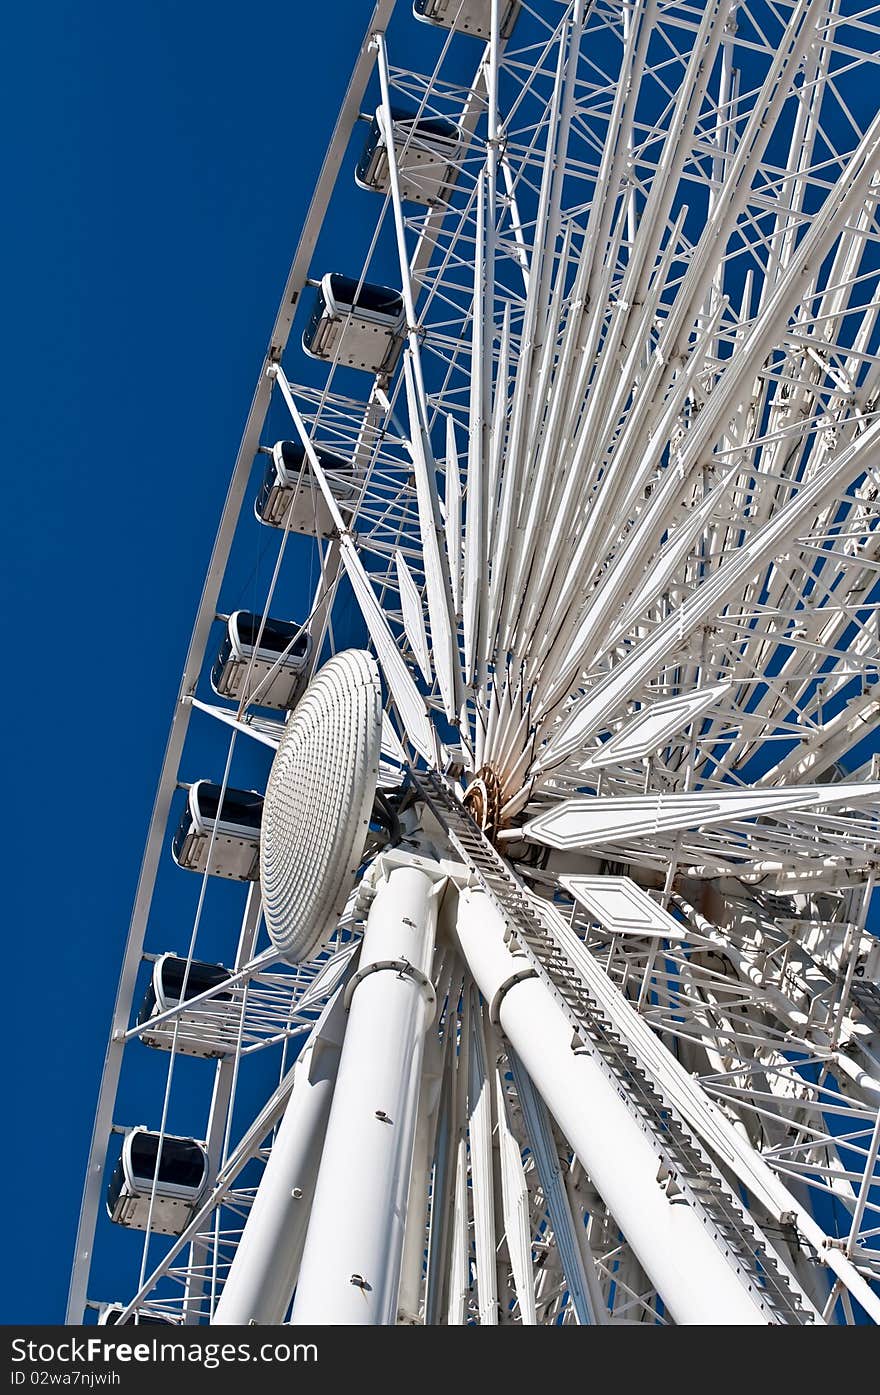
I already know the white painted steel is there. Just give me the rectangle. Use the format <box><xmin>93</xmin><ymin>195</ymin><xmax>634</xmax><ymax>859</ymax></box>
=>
<box><xmin>375</xmin><ymin>31</ymin><xmax>462</xmax><ymax>723</ymax></box>
<box><xmin>77</xmin><ymin>0</ymin><xmax>880</xmax><ymax>1326</ymax></box>
<box><xmin>212</xmin><ymin>992</ymin><xmax>346</xmax><ymax>1324</ymax></box>
<box><xmin>466</xmin><ymin>989</ymin><xmax>498</xmax><ymax>1323</ymax></box>
<box><xmin>495</xmin><ymin>1064</ymin><xmax>536</xmax><ymax>1324</ymax></box>
<box><xmin>558</xmin><ymin>876</ymin><xmax>685</xmax><ymax>940</ymax></box>
<box><xmin>395</xmin><ymin>549</ymin><xmax>432</xmax><ymax>683</ymax></box>
<box><xmin>397</xmin><ymin>1020</ymin><xmax>445</xmax><ymax>1323</ymax></box>
<box><xmin>273</xmin><ymin>366</ymin><xmax>438</xmax><ymax>763</ymax></box>
<box><xmin>290</xmin><ymin>863</ymin><xmax>442</xmax><ymax>1324</ymax></box>
<box><xmin>580</xmin><ymin>685</ymin><xmax>730</xmax><ymax>770</ymax></box>
<box><xmin>543</xmin><ymin>895</ymin><xmax>880</xmax><ymax>1325</ymax></box>
<box><xmin>523</xmin><ymin>784</ymin><xmax>880</xmax><ymax>852</ymax></box>
<box><xmin>454</xmin><ymin>889</ymin><xmax>770</xmax><ymax>1325</ymax></box>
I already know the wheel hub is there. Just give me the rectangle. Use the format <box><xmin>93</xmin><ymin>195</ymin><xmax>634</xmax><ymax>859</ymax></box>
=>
<box><xmin>462</xmin><ymin>765</ymin><xmax>503</xmax><ymax>843</ymax></box>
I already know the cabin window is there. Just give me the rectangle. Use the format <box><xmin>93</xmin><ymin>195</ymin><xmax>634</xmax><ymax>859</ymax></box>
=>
<box><xmin>129</xmin><ymin>1134</ymin><xmax>205</xmax><ymax>1190</ymax></box>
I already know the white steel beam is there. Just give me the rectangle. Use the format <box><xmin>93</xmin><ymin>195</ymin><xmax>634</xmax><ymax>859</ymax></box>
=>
<box><xmin>212</xmin><ymin>989</ymin><xmax>347</xmax><ymax>1325</ymax></box>
<box><xmin>291</xmin><ymin>862</ymin><xmax>443</xmax><ymax>1324</ymax></box>
<box><xmin>274</xmin><ymin>364</ymin><xmax>438</xmax><ymax>763</ymax></box>
<box><xmin>453</xmin><ymin>887</ymin><xmax>777</xmax><ymax>1325</ymax></box>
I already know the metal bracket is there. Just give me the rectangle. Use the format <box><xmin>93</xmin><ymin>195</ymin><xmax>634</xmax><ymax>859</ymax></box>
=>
<box><xmin>343</xmin><ymin>957</ymin><xmax>436</xmax><ymax>1012</ymax></box>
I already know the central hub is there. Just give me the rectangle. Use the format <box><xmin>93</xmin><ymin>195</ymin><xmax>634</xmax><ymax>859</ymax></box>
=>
<box><xmin>462</xmin><ymin>765</ymin><xmax>503</xmax><ymax>843</ymax></box>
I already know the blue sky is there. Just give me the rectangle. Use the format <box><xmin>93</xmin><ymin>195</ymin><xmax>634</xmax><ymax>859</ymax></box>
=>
<box><xmin>0</xmin><ymin>0</ymin><xmax>432</xmax><ymax>1323</ymax></box>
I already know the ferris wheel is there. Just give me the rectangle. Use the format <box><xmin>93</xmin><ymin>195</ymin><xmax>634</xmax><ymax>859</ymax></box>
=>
<box><xmin>69</xmin><ymin>0</ymin><xmax>880</xmax><ymax>1327</ymax></box>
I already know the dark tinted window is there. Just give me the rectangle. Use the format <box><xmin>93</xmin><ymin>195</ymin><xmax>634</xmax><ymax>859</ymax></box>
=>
<box><xmin>276</xmin><ymin>440</ymin><xmax>351</xmax><ymax>474</ymax></box>
<box><xmin>105</xmin><ymin>1157</ymin><xmax>125</xmax><ymax>1215</ymax></box>
<box><xmin>160</xmin><ymin>957</ymin><xmax>231</xmax><ymax>1002</ymax></box>
<box><xmin>234</xmin><ymin>613</ymin><xmax>309</xmax><ymax>657</ymax></box>
<box><xmin>327</xmin><ymin>274</ymin><xmax>403</xmax><ymax>318</ymax></box>
<box><xmin>136</xmin><ymin>983</ymin><xmax>158</xmax><ymax>1028</ymax></box>
<box><xmin>195</xmin><ymin>784</ymin><xmax>263</xmax><ymax>830</ymax></box>
<box><xmin>129</xmin><ymin>1133</ymin><xmax>206</xmax><ymax>1190</ymax></box>
<box><xmin>386</xmin><ymin>103</ymin><xmax>458</xmax><ymax>140</ymax></box>
<box><xmin>104</xmin><ymin>1311</ymin><xmax>176</xmax><ymax>1327</ymax></box>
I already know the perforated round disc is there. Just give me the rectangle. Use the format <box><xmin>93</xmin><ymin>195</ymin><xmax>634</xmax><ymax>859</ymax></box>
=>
<box><xmin>260</xmin><ymin>649</ymin><xmax>382</xmax><ymax>963</ymax></box>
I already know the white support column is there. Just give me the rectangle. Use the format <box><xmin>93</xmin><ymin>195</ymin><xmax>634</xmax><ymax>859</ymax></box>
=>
<box><xmin>291</xmin><ymin>863</ymin><xmax>443</xmax><ymax>1325</ymax></box>
<box><xmin>212</xmin><ymin>993</ymin><xmax>347</xmax><ymax>1326</ymax></box>
<box><xmin>453</xmin><ymin>889</ymin><xmax>771</xmax><ymax>1326</ymax></box>
<box><xmin>397</xmin><ymin>1015</ymin><xmax>445</xmax><ymax>1323</ymax></box>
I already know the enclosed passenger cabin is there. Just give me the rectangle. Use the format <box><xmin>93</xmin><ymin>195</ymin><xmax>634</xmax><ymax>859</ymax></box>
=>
<box><xmin>137</xmin><ymin>955</ymin><xmax>238</xmax><ymax>1058</ymax></box>
<box><xmin>413</xmin><ymin>0</ymin><xmax>520</xmax><ymax>39</ymax></box>
<box><xmin>302</xmin><ymin>274</ymin><xmax>405</xmax><ymax>376</ymax></box>
<box><xmin>356</xmin><ymin>105</ymin><xmax>462</xmax><ymax>207</ymax></box>
<box><xmin>105</xmin><ymin>1131</ymin><xmax>209</xmax><ymax>1236</ymax></box>
<box><xmin>98</xmin><ymin>1306</ymin><xmax>179</xmax><ymax>1326</ymax></box>
<box><xmin>171</xmin><ymin>781</ymin><xmax>262</xmax><ymax>881</ymax></box>
<box><xmin>211</xmin><ymin>610</ymin><xmax>312</xmax><ymax>711</ymax></box>
<box><xmin>255</xmin><ymin>439</ymin><xmax>358</xmax><ymax>537</ymax></box>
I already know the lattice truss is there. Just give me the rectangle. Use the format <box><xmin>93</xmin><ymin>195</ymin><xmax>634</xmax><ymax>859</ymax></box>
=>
<box><xmin>72</xmin><ymin>0</ymin><xmax>880</xmax><ymax>1328</ymax></box>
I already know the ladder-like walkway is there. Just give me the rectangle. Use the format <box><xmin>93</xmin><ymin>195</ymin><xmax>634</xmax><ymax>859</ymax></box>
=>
<box><xmin>416</xmin><ymin>769</ymin><xmax>812</xmax><ymax>1325</ymax></box>
<box><xmin>850</xmin><ymin>980</ymin><xmax>880</xmax><ymax>1034</ymax></box>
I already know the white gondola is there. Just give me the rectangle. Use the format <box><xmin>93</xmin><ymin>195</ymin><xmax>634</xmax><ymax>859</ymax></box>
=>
<box><xmin>413</xmin><ymin>0</ymin><xmax>520</xmax><ymax>39</ymax></box>
<box><xmin>302</xmin><ymin>273</ymin><xmax>405</xmax><ymax>376</ymax></box>
<box><xmin>98</xmin><ymin>1304</ymin><xmax>179</xmax><ymax>1326</ymax></box>
<box><xmin>137</xmin><ymin>955</ymin><xmax>239</xmax><ymax>1058</ymax></box>
<box><xmin>355</xmin><ymin>105</ymin><xmax>462</xmax><ymax>207</ymax></box>
<box><xmin>105</xmin><ymin>1131</ymin><xmax>209</xmax><ymax>1236</ymax></box>
<box><xmin>255</xmin><ymin>439</ymin><xmax>358</xmax><ymax>537</ymax></box>
<box><xmin>211</xmin><ymin>610</ymin><xmax>312</xmax><ymax>711</ymax></box>
<box><xmin>171</xmin><ymin>780</ymin><xmax>262</xmax><ymax>881</ymax></box>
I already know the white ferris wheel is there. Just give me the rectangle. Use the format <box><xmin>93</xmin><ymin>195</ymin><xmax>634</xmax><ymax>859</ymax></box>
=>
<box><xmin>70</xmin><ymin>0</ymin><xmax>880</xmax><ymax>1328</ymax></box>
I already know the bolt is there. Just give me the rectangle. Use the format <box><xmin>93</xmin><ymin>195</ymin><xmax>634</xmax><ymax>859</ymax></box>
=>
<box><xmin>375</xmin><ymin>1110</ymin><xmax>393</xmax><ymax>1124</ymax></box>
<box><xmin>291</xmin><ymin>1187</ymin><xmax>303</xmax><ymax>1199</ymax></box>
